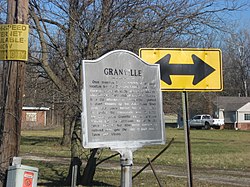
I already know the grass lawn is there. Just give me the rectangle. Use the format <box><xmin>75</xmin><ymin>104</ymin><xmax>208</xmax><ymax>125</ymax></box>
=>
<box><xmin>20</xmin><ymin>128</ymin><xmax>250</xmax><ymax>186</ymax></box>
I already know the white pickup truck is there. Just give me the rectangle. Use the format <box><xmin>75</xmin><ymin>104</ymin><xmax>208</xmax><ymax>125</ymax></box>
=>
<box><xmin>189</xmin><ymin>114</ymin><xmax>213</xmax><ymax>130</ymax></box>
<box><xmin>189</xmin><ymin>114</ymin><xmax>224</xmax><ymax>129</ymax></box>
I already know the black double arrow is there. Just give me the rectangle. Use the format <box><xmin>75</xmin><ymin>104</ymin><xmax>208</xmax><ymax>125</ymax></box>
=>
<box><xmin>156</xmin><ymin>54</ymin><xmax>215</xmax><ymax>85</ymax></box>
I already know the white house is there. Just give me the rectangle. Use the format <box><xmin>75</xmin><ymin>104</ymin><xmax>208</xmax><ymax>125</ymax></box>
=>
<box><xmin>215</xmin><ymin>97</ymin><xmax>250</xmax><ymax>130</ymax></box>
<box><xmin>235</xmin><ymin>102</ymin><xmax>250</xmax><ymax>130</ymax></box>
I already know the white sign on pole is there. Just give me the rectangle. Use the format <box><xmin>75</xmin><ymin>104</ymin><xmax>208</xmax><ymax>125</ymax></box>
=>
<box><xmin>81</xmin><ymin>50</ymin><xmax>165</xmax><ymax>150</ymax></box>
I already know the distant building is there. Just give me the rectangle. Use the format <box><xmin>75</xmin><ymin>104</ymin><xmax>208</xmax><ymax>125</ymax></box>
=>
<box><xmin>22</xmin><ymin>106</ymin><xmax>50</xmax><ymax>129</ymax></box>
<box><xmin>164</xmin><ymin>113</ymin><xmax>178</xmax><ymax>128</ymax></box>
<box><xmin>215</xmin><ymin>96</ymin><xmax>250</xmax><ymax>130</ymax></box>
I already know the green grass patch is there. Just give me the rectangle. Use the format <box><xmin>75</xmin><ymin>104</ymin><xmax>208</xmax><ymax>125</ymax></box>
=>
<box><xmin>20</xmin><ymin>128</ymin><xmax>250</xmax><ymax>186</ymax></box>
<box><xmin>21</xmin><ymin>128</ymin><xmax>70</xmax><ymax>158</ymax></box>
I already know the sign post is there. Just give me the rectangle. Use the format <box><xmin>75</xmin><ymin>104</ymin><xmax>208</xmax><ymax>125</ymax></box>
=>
<box><xmin>140</xmin><ymin>48</ymin><xmax>223</xmax><ymax>187</ymax></box>
<box><xmin>118</xmin><ymin>149</ymin><xmax>134</xmax><ymax>187</ymax></box>
<box><xmin>182</xmin><ymin>91</ymin><xmax>193</xmax><ymax>187</ymax></box>
<box><xmin>81</xmin><ymin>50</ymin><xmax>165</xmax><ymax>186</ymax></box>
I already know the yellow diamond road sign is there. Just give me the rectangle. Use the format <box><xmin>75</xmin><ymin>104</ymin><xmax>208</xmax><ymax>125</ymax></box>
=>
<box><xmin>139</xmin><ymin>48</ymin><xmax>223</xmax><ymax>91</ymax></box>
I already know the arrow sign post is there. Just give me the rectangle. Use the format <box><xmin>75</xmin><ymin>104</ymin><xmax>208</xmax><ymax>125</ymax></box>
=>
<box><xmin>139</xmin><ymin>48</ymin><xmax>222</xmax><ymax>91</ymax></box>
<box><xmin>140</xmin><ymin>48</ymin><xmax>223</xmax><ymax>187</ymax></box>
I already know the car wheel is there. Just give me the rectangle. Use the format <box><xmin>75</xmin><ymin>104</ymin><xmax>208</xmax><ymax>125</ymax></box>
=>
<box><xmin>204</xmin><ymin>122</ymin><xmax>210</xmax><ymax>130</ymax></box>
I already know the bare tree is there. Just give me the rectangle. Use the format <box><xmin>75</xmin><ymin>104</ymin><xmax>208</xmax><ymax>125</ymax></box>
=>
<box><xmin>223</xmin><ymin>29</ymin><xmax>250</xmax><ymax>97</ymax></box>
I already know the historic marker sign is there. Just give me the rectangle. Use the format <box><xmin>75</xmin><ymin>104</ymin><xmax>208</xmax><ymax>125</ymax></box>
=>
<box><xmin>0</xmin><ymin>24</ymin><xmax>29</xmax><ymax>61</ymax></box>
<box><xmin>139</xmin><ymin>48</ymin><xmax>222</xmax><ymax>91</ymax></box>
<box><xmin>81</xmin><ymin>50</ymin><xmax>165</xmax><ymax>149</ymax></box>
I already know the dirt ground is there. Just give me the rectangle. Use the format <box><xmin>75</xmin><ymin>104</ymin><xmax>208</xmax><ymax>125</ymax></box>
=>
<box><xmin>22</xmin><ymin>155</ymin><xmax>250</xmax><ymax>187</ymax></box>
<box><xmin>151</xmin><ymin>165</ymin><xmax>250</xmax><ymax>187</ymax></box>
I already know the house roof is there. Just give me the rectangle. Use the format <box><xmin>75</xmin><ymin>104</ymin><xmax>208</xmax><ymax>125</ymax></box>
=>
<box><xmin>22</xmin><ymin>106</ymin><xmax>50</xmax><ymax>111</ymax></box>
<box><xmin>216</xmin><ymin>96</ymin><xmax>250</xmax><ymax>111</ymax></box>
<box><xmin>238</xmin><ymin>102</ymin><xmax>250</xmax><ymax>112</ymax></box>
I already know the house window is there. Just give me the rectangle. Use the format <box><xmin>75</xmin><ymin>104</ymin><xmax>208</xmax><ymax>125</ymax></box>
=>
<box><xmin>244</xmin><ymin>114</ymin><xmax>250</xmax><ymax>120</ymax></box>
<box><xmin>26</xmin><ymin>112</ymin><xmax>37</xmax><ymax>121</ymax></box>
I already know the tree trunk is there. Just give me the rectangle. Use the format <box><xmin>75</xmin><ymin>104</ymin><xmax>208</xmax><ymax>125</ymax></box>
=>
<box><xmin>66</xmin><ymin>115</ymin><xmax>82</xmax><ymax>185</ymax></box>
<box><xmin>65</xmin><ymin>114</ymin><xmax>98</xmax><ymax>186</ymax></box>
<box><xmin>61</xmin><ymin>114</ymin><xmax>74</xmax><ymax>146</ymax></box>
<box><xmin>81</xmin><ymin>148</ymin><xmax>98</xmax><ymax>185</ymax></box>
<box><xmin>206</xmin><ymin>94</ymin><xmax>214</xmax><ymax>115</ymax></box>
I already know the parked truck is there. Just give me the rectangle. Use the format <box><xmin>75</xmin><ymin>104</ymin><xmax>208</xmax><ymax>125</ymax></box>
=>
<box><xmin>189</xmin><ymin>114</ymin><xmax>224</xmax><ymax>129</ymax></box>
<box><xmin>189</xmin><ymin>114</ymin><xmax>213</xmax><ymax>130</ymax></box>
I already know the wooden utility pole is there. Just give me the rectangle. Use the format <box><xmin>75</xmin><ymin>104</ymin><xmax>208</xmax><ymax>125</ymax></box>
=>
<box><xmin>0</xmin><ymin>0</ymin><xmax>28</xmax><ymax>186</ymax></box>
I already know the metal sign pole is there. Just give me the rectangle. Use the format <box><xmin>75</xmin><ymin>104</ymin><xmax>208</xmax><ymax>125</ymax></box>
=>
<box><xmin>182</xmin><ymin>91</ymin><xmax>193</xmax><ymax>187</ymax></box>
<box><xmin>121</xmin><ymin>165</ymin><xmax>132</xmax><ymax>187</ymax></box>
<box><xmin>120</xmin><ymin>150</ymin><xmax>133</xmax><ymax>187</ymax></box>
<box><xmin>119</xmin><ymin>149</ymin><xmax>133</xmax><ymax>187</ymax></box>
